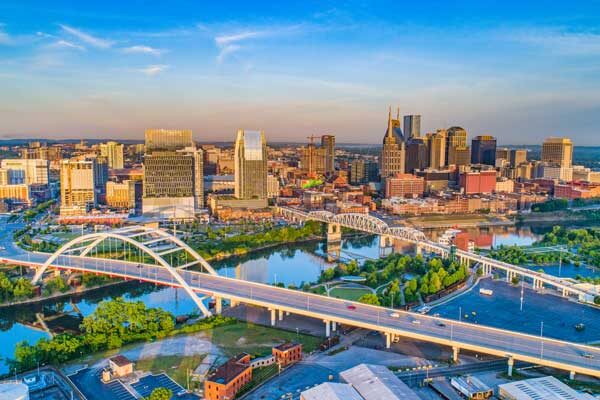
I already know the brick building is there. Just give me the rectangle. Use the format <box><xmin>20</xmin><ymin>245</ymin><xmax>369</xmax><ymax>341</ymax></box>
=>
<box><xmin>272</xmin><ymin>342</ymin><xmax>303</xmax><ymax>368</ymax></box>
<box><xmin>459</xmin><ymin>170</ymin><xmax>496</xmax><ymax>194</ymax></box>
<box><xmin>205</xmin><ymin>353</ymin><xmax>252</xmax><ymax>400</ymax></box>
<box><xmin>384</xmin><ymin>174</ymin><xmax>424</xmax><ymax>198</ymax></box>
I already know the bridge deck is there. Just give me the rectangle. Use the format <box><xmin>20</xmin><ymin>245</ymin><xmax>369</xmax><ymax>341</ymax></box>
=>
<box><xmin>6</xmin><ymin>251</ymin><xmax>600</xmax><ymax>378</ymax></box>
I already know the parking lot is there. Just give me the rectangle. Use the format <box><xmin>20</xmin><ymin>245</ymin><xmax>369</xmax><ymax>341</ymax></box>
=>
<box><xmin>431</xmin><ymin>278</ymin><xmax>600</xmax><ymax>343</ymax></box>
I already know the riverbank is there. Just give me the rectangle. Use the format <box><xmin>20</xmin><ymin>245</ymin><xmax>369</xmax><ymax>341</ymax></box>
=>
<box><xmin>404</xmin><ymin>214</ymin><xmax>515</xmax><ymax>229</ymax></box>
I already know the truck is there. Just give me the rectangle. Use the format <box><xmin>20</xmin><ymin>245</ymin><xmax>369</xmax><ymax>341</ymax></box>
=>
<box><xmin>479</xmin><ymin>288</ymin><xmax>493</xmax><ymax>296</ymax></box>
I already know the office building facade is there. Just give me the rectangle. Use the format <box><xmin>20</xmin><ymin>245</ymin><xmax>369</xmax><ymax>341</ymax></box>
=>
<box><xmin>403</xmin><ymin>115</ymin><xmax>421</xmax><ymax>139</ymax></box>
<box><xmin>234</xmin><ymin>129</ymin><xmax>268</xmax><ymax>201</ymax></box>
<box><xmin>321</xmin><ymin>135</ymin><xmax>336</xmax><ymax>176</ymax></box>
<box><xmin>542</xmin><ymin>137</ymin><xmax>572</xmax><ymax>168</ymax></box>
<box><xmin>60</xmin><ymin>159</ymin><xmax>97</xmax><ymax>215</ymax></box>
<box><xmin>471</xmin><ymin>135</ymin><xmax>497</xmax><ymax>165</ymax></box>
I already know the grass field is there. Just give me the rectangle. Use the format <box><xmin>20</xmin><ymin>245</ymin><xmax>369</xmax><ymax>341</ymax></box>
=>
<box><xmin>201</xmin><ymin>321</ymin><xmax>321</xmax><ymax>357</ymax></box>
<box><xmin>135</xmin><ymin>354</ymin><xmax>204</xmax><ymax>387</ymax></box>
<box><xmin>329</xmin><ymin>287</ymin><xmax>372</xmax><ymax>301</ymax></box>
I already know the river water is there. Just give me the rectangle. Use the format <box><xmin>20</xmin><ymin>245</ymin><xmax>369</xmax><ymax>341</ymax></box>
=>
<box><xmin>0</xmin><ymin>224</ymin><xmax>598</xmax><ymax>373</ymax></box>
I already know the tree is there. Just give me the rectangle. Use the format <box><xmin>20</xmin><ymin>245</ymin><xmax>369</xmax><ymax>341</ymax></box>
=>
<box><xmin>12</xmin><ymin>278</ymin><xmax>34</xmax><ymax>299</ymax></box>
<box><xmin>357</xmin><ymin>293</ymin><xmax>380</xmax><ymax>306</ymax></box>
<box><xmin>594</xmin><ymin>296</ymin><xmax>600</xmax><ymax>305</ymax></box>
<box><xmin>146</xmin><ymin>387</ymin><xmax>172</xmax><ymax>400</ymax></box>
<box><xmin>511</xmin><ymin>276</ymin><xmax>520</xmax><ymax>285</ymax></box>
<box><xmin>0</xmin><ymin>272</ymin><xmax>14</xmax><ymax>301</ymax></box>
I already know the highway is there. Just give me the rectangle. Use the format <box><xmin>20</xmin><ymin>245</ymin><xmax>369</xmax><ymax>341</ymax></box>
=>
<box><xmin>3</xmin><ymin>249</ymin><xmax>600</xmax><ymax>378</ymax></box>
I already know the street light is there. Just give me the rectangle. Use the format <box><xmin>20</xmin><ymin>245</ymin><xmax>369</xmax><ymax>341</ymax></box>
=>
<box><xmin>540</xmin><ymin>321</ymin><xmax>544</xmax><ymax>359</ymax></box>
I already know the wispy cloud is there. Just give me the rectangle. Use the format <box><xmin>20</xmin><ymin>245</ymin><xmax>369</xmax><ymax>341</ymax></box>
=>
<box><xmin>59</xmin><ymin>24</ymin><xmax>113</xmax><ymax>48</ymax></box>
<box><xmin>214</xmin><ymin>24</ymin><xmax>305</xmax><ymax>63</ymax></box>
<box><xmin>139</xmin><ymin>64</ymin><xmax>168</xmax><ymax>76</ymax></box>
<box><xmin>48</xmin><ymin>40</ymin><xmax>86</xmax><ymax>51</ymax></box>
<box><xmin>509</xmin><ymin>28</ymin><xmax>600</xmax><ymax>56</ymax></box>
<box><xmin>122</xmin><ymin>45</ymin><xmax>163</xmax><ymax>56</ymax></box>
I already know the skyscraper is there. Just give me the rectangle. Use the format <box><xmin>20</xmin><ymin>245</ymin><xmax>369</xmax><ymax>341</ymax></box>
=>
<box><xmin>300</xmin><ymin>142</ymin><xmax>326</xmax><ymax>176</ymax></box>
<box><xmin>471</xmin><ymin>135</ymin><xmax>497</xmax><ymax>166</ymax></box>
<box><xmin>99</xmin><ymin>141</ymin><xmax>124</xmax><ymax>169</ymax></box>
<box><xmin>542</xmin><ymin>137</ymin><xmax>572</xmax><ymax>168</ymax></box>
<box><xmin>142</xmin><ymin>129</ymin><xmax>203</xmax><ymax>219</ymax></box>
<box><xmin>509</xmin><ymin>149</ymin><xmax>527</xmax><ymax>167</ymax></box>
<box><xmin>405</xmin><ymin>138</ymin><xmax>429</xmax><ymax>173</ymax></box>
<box><xmin>234</xmin><ymin>130</ymin><xmax>267</xmax><ymax>201</ymax></box>
<box><xmin>321</xmin><ymin>135</ymin><xmax>336</xmax><ymax>176</ymax></box>
<box><xmin>403</xmin><ymin>115</ymin><xmax>421</xmax><ymax>139</ymax></box>
<box><xmin>380</xmin><ymin>107</ymin><xmax>406</xmax><ymax>178</ymax></box>
<box><xmin>445</xmin><ymin>126</ymin><xmax>468</xmax><ymax>166</ymax></box>
<box><xmin>428</xmin><ymin>130</ymin><xmax>446</xmax><ymax>169</ymax></box>
<box><xmin>144</xmin><ymin>129</ymin><xmax>193</xmax><ymax>152</ymax></box>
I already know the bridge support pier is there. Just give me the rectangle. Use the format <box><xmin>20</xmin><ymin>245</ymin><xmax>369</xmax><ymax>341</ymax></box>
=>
<box><xmin>385</xmin><ymin>332</ymin><xmax>391</xmax><ymax>349</ymax></box>
<box><xmin>214</xmin><ymin>297</ymin><xmax>222</xmax><ymax>314</ymax></box>
<box><xmin>327</xmin><ymin>223</ymin><xmax>342</xmax><ymax>244</ymax></box>
<box><xmin>452</xmin><ymin>346</ymin><xmax>459</xmax><ymax>363</ymax></box>
<box><xmin>569</xmin><ymin>371</ymin><xmax>575</xmax><ymax>380</ymax></box>
<box><xmin>278</xmin><ymin>309</ymin><xmax>284</xmax><ymax>321</ymax></box>
<box><xmin>324</xmin><ymin>320</ymin><xmax>331</xmax><ymax>337</ymax></box>
<box><xmin>332</xmin><ymin>321</ymin><xmax>336</xmax><ymax>332</ymax></box>
<box><xmin>507</xmin><ymin>357</ymin><xmax>514</xmax><ymax>377</ymax></box>
<box><xmin>230</xmin><ymin>299</ymin><xmax>238</xmax><ymax>308</ymax></box>
<box><xmin>562</xmin><ymin>288</ymin><xmax>568</xmax><ymax>297</ymax></box>
<box><xmin>415</xmin><ymin>244</ymin><xmax>422</xmax><ymax>257</ymax></box>
<box><xmin>270</xmin><ymin>309</ymin><xmax>276</xmax><ymax>326</ymax></box>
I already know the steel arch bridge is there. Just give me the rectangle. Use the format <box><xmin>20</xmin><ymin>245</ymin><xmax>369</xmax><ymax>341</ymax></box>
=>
<box><xmin>32</xmin><ymin>225</ymin><xmax>217</xmax><ymax>316</ymax></box>
<box><xmin>277</xmin><ymin>207</ymin><xmax>428</xmax><ymax>242</ymax></box>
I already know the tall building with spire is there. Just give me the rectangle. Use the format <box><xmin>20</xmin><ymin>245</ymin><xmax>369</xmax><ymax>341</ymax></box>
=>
<box><xmin>379</xmin><ymin>107</ymin><xmax>406</xmax><ymax>178</ymax></box>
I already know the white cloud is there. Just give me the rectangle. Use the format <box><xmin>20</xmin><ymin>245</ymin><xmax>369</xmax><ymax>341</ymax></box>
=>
<box><xmin>217</xmin><ymin>44</ymin><xmax>241</xmax><ymax>63</ymax></box>
<box><xmin>48</xmin><ymin>40</ymin><xmax>86</xmax><ymax>51</ymax></box>
<box><xmin>214</xmin><ymin>24</ymin><xmax>304</xmax><ymax>63</ymax></box>
<box><xmin>139</xmin><ymin>64</ymin><xmax>168</xmax><ymax>76</ymax></box>
<box><xmin>59</xmin><ymin>24</ymin><xmax>113</xmax><ymax>48</ymax></box>
<box><xmin>122</xmin><ymin>45</ymin><xmax>163</xmax><ymax>56</ymax></box>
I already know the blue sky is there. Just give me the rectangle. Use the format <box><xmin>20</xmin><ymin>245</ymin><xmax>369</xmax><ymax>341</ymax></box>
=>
<box><xmin>1</xmin><ymin>1</ymin><xmax>600</xmax><ymax>144</ymax></box>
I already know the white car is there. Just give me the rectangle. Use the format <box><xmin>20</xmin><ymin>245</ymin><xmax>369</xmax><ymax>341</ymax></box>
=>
<box><xmin>390</xmin><ymin>312</ymin><xmax>400</xmax><ymax>318</ymax></box>
<box><xmin>411</xmin><ymin>319</ymin><xmax>421</xmax><ymax>325</ymax></box>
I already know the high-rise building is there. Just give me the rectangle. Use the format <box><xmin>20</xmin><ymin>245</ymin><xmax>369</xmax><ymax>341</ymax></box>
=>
<box><xmin>145</xmin><ymin>129</ymin><xmax>193</xmax><ymax>152</ymax></box>
<box><xmin>0</xmin><ymin>159</ymin><xmax>49</xmax><ymax>185</ymax></box>
<box><xmin>267</xmin><ymin>175</ymin><xmax>280</xmax><ymax>198</ymax></box>
<box><xmin>321</xmin><ymin>135</ymin><xmax>336</xmax><ymax>176</ymax></box>
<box><xmin>471</xmin><ymin>135</ymin><xmax>497</xmax><ymax>166</ymax></box>
<box><xmin>300</xmin><ymin>143</ymin><xmax>327</xmax><ymax>176</ymax></box>
<box><xmin>100</xmin><ymin>141</ymin><xmax>124</xmax><ymax>169</ymax></box>
<box><xmin>106</xmin><ymin>180</ymin><xmax>140</xmax><ymax>210</ymax></box>
<box><xmin>403</xmin><ymin>115</ymin><xmax>421</xmax><ymax>139</ymax></box>
<box><xmin>406</xmin><ymin>138</ymin><xmax>429</xmax><ymax>173</ymax></box>
<box><xmin>142</xmin><ymin>129</ymin><xmax>203</xmax><ymax>219</ymax></box>
<box><xmin>60</xmin><ymin>159</ymin><xmax>97</xmax><ymax>215</ymax></box>
<box><xmin>350</xmin><ymin>159</ymin><xmax>378</xmax><ymax>184</ymax></box>
<box><xmin>496</xmin><ymin>147</ymin><xmax>510</xmax><ymax>162</ymax></box>
<box><xmin>234</xmin><ymin>130</ymin><xmax>267</xmax><ymax>201</ymax></box>
<box><xmin>428</xmin><ymin>130</ymin><xmax>446</xmax><ymax>169</ymax></box>
<box><xmin>380</xmin><ymin>108</ymin><xmax>406</xmax><ymax>178</ymax></box>
<box><xmin>445</xmin><ymin>127</ymin><xmax>467</xmax><ymax>166</ymax></box>
<box><xmin>509</xmin><ymin>149</ymin><xmax>527</xmax><ymax>167</ymax></box>
<box><xmin>542</xmin><ymin>137</ymin><xmax>572</xmax><ymax>168</ymax></box>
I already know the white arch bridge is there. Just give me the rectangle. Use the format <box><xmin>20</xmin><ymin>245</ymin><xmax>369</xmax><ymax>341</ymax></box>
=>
<box><xmin>1</xmin><ymin>224</ymin><xmax>599</xmax><ymax>378</ymax></box>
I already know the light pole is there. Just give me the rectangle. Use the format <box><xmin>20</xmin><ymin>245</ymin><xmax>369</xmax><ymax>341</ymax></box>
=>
<box><xmin>540</xmin><ymin>321</ymin><xmax>544</xmax><ymax>359</ymax></box>
<box><xmin>520</xmin><ymin>279</ymin><xmax>524</xmax><ymax>312</ymax></box>
<box><xmin>459</xmin><ymin>306</ymin><xmax>462</xmax><ymax>322</ymax></box>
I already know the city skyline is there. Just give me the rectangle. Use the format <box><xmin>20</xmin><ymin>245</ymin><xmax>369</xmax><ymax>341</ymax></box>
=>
<box><xmin>2</xmin><ymin>1</ymin><xmax>600</xmax><ymax>144</ymax></box>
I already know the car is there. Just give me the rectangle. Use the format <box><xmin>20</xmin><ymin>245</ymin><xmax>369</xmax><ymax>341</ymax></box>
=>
<box><xmin>436</xmin><ymin>321</ymin><xmax>446</xmax><ymax>327</ymax></box>
<box><xmin>411</xmin><ymin>319</ymin><xmax>421</xmax><ymax>325</ymax></box>
<box><xmin>582</xmin><ymin>353</ymin><xmax>594</xmax><ymax>359</ymax></box>
<box><xmin>390</xmin><ymin>312</ymin><xmax>400</xmax><ymax>318</ymax></box>
<box><xmin>347</xmin><ymin>305</ymin><xmax>356</xmax><ymax>310</ymax></box>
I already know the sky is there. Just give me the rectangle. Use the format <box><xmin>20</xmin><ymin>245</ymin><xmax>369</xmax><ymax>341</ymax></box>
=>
<box><xmin>1</xmin><ymin>1</ymin><xmax>600</xmax><ymax>145</ymax></box>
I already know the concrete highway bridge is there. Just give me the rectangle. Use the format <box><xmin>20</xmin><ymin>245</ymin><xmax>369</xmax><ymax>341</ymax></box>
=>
<box><xmin>1</xmin><ymin>224</ymin><xmax>599</xmax><ymax>379</ymax></box>
<box><xmin>275</xmin><ymin>206</ymin><xmax>598</xmax><ymax>303</ymax></box>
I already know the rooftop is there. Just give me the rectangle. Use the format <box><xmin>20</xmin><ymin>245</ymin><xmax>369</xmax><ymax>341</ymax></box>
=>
<box><xmin>498</xmin><ymin>376</ymin><xmax>594</xmax><ymax>400</ymax></box>
<box><xmin>109</xmin><ymin>355</ymin><xmax>132</xmax><ymax>367</ymax></box>
<box><xmin>339</xmin><ymin>363</ymin><xmax>420</xmax><ymax>400</ymax></box>
<box><xmin>206</xmin><ymin>353</ymin><xmax>250</xmax><ymax>385</ymax></box>
<box><xmin>273</xmin><ymin>342</ymin><xmax>301</xmax><ymax>352</ymax></box>
<box><xmin>301</xmin><ymin>382</ymin><xmax>363</xmax><ymax>400</ymax></box>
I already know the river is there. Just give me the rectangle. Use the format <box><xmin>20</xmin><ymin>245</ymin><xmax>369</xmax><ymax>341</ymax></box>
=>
<box><xmin>0</xmin><ymin>224</ymin><xmax>597</xmax><ymax>374</ymax></box>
